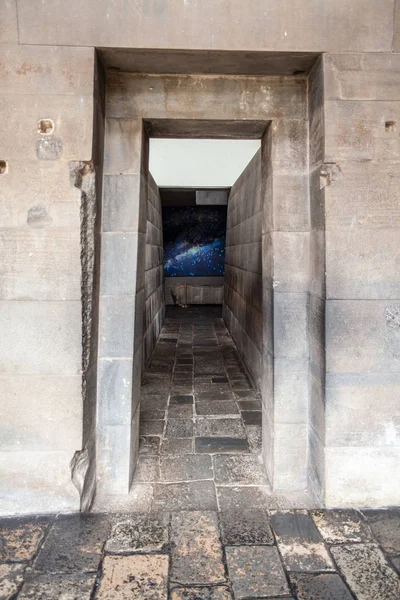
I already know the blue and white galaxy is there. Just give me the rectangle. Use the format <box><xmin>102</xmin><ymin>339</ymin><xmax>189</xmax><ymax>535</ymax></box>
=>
<box><xmin>163</xmin><ymin>206</ymin><xmax>227</xmax><ymax>277</ymax></box>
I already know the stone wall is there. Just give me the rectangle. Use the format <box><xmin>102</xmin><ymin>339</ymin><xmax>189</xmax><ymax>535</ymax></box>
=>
<box><xmin>165</xmin><ymin>277</ymin><xmax>224</xmax><ymax>305</ymax></box>
<box><xmin>0</xmin><ymin>44</ymin><xmax>96</xmax><ymax>514</ymax></box>
<box><xmin>322</xmin><ymin>54</ymin><xmax>400</xmax><ymax>506</ymax></box>
<box><xmin>143</xmin><ymin>173</ymin><xmax>164</xmax><ymax>365</ymax></box>
<box><xmin>223</xmin><ymin>150</ymin><xmax>263</xmax><ymax>388</ymax></box>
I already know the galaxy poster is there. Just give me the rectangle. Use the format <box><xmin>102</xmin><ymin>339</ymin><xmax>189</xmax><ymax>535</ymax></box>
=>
<box><xmin>163</xmin><ymin>206</ymin><xmax>227</xmax><ymax>277</ymax></box>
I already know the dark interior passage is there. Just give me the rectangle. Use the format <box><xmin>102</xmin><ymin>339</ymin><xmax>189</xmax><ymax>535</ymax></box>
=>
<box><xmin>133</xmin><ymin>306</ymin><xmax>267</xmax><ymax>510</ymax></box>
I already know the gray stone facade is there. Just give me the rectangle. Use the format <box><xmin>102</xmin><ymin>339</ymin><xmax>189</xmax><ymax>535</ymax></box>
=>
<box><xmin>0</xmin><ymin>0</ymin><xmax>399</xmax><ymax>515</ymax></box>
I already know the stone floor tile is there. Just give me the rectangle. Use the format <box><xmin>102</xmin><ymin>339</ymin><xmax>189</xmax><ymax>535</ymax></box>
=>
<box><xmin>361</xmin><ymin>509</ymin><xmax>400</xmax><ymax>554</ymax></box>
<box><xmin>92</xmin><ymin>484</ymin><xmax>154</xmax><ymax>513</ymax></box>
<box><xmin>34</xmin><ymin>514</ymin><xmax>110</xmax><ymax>574</ymax></box>
<box><xmin>241</xmin><ymin>410</ymin><xmax>262</xmax><ymax>425</ymax></box>
<box><xmin>140</xmin><ymin>409</ymin><xmax>166</xmax><ymax>421</ymax></box>
<box><xmin>245</xmin><ymin>425</ymin><xmax>262</xmax><ymax>454</ymax></box>
<box><xmin>220</xmin><ymin>508</ymin><xmax>274</xmax><ymax>545</ymax></box>
<box><xmin>194</xmin><ymin>417</ymin><xmax>246</xmax><ymax>439</ymax></box>
<box><xmin>140</xmin><ymin>420</ymin><xmax>165</xmax><ymax>436</ymax></box>
<box><xmin>237</xmin><ymin>399</ymin><xmax>262</xmax><ymax>410</ymax></box>
<box><xmin>153</xmin><ymin>481</ymin><xmax>217</xmax><ymax>511</ymax></box>
<box><xmin>0</xmin><ymin>517</ymin><xmax>50</xmax><ymax>562</ymax></box>
<box><xmin>0</xmin><ymin>563</ymin><xmax>25</xmax><ymax>598</ymax></box>
<box><xmin>170</xmin><ymin>512</ymin><xmax>225</xmax><ymax>585</ymax></box>
<box><xmin>270</xmin><ymin>511</ymin><xmax>334</xmax><ymax>572</ymax></box>
<box><xmin>160</xmin><ymin>438</ymin><xmax>193</xmax><ymax>455</ymax></box>
<box><xmin>195</xmin><ymin>401</ymin><xmax>239</xmax><ymax>416</ymax></box>
<box><xmin>217</xmin><ymin>486</ymin><xmax>277</xmax><ymax>511</ymax></box>
<box><xmin>195</xmin><ymin>437</ymin><xmax>249</xmax><ymax>454</ymax></box>
<box><xmin>165</xmin><ymin>419</ymin><xmax>194</xmax><ymax>438</ymax></box>
<box><xmin>195</xmin><ymin>391</ymin><xmax>234</xmax><ymax>401</ymax></box>
<box><xmin>19</xmin><ymin>572</ymin><xmax>96</xmax><ymax>600</ymax></box>
<box><xmin>289</xmin><ymin>572</ymin><xmax>354</xmax><ymax>600</ymax></box>
<box><xmin>170</xmin><ymin>586</ymin><xmax>232</xmax><ymax>600</ymax></box>
<box><xmin>170</xmin><ymin>395</ymin><xmax>194</xmax><ymax>405</ymax></box>
<box><xmin>141</xmin><ymin>396</ymin><xmax>169</xmax><ymax>410</ymax></box>
<box><xmin>225</xmin><ymin>546</ymin><xmax>289</xmax><ymax>599</ymax></box>
<box><xmin>213</xmin><ymin>455</ymin><xmax>268</xmax><ymax>485</ymax></box>
<box><xmin>139</xmin><ymin>436</ymin><xmax>161</xmax><ymax>455</ymax></box>
<box><xmin>133</xmin><ymin>456</ymin><xmax>160</xmax><ymax>482</ymax></box>
<box><xmin>168</xmin><ymin>404</ymin><xmax>194</xmax><ymax>418</ymax></box>
<box><xmin>105</xmin><ymin>513</ymin><xmax>169</xmax><ymax>554</ymax></box>
<box><xmin>311</xmin><ymin>509</ymin><xmax>372</xmax><ymax>544</ymax></box>
<box><xmin>160</xmin><ymin>455</ymin><xmax>212</xmax><ymax>482</ymax></box>
<box><xmin>330</xmin><ymin>543</ymin><xmax>400</xmax><ymax>600</ymax></box>
<box><xmin>96</xmin><ymin>555</ymin><xmax>168</xmax><ymax>599</ymax></box>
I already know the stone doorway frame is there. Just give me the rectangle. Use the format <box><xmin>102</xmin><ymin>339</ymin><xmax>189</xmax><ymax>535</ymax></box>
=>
<box><xmin>90</xmin><ymin>67</ymin><xmax>325</xmax><ymax>506</ymax></box>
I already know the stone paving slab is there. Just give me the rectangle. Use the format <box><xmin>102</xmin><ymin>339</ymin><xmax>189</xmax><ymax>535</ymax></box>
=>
<box><xmin>220</xmin><ymin>508</ymin><xmax>274</xmax><ymax>545</ymax></box>
<box><xmin>361</xmin><ymin>509</ymin><xmax>400</xmax><ymax>554</ymax></box>
<box><xmin>0</xmin><ymin>517</ymin><xmax>50</xmax><ymax>562</ymax></box>
<box><xmin>19</xmin><ymin>572</ymin><xmax>96</xmax><ymax>600</ymax></box>
<box><xmin>311</xmin><ymin>509</ymin><xmax>372</xmax><ymax>544</ymax></box>
<box><xmin>105</xmin><ymin>513</ymin><xmax>169</xmax><ymax>554</ymax></box>
<box><xmin>0</xmin><ymin>563</ymin><xmax>25</xmax><ymax>598</ymax></box>
<box><xmin>225</xmin><ymin>545</ymin><xmax>290</xmax><ymax>598</ymax></box>
<box><xmin>170</xmin><ymin>512</ymin><xmax>225</xmax><ymax>585</ymax></box>
<box><xmin>96</xmin><ymin>554</ymin><xmax>168</xmax><ymax>599</ymax></box>
<box><xmin>170</xmin><ymin>587</ymin><xmax>232</xmax><ymax>600</ymax></box>
<box><xmin>289</xmin><ymin>572</ymin><xmax>354</xmax><ymax>600</ymax></box>
<box><xmin>330</xmin><ymin>543</ymin><xmax>400</xmax><ymax>600</ymax></box>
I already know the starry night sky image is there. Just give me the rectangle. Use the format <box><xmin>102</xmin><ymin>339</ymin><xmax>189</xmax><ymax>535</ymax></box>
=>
<box><xmin>163</xmin><ymin>206</ymin><xmax>227</xmax><ymax>277</ymax></box>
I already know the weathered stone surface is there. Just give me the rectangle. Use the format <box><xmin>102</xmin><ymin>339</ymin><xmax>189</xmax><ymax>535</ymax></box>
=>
<box><xmin>160</xmin><ymin>438</ymin><xmax>193</xmax><ymax>455</ymax></box>
<box><xmin>106</xmin><ymin>513</ymin><xmax>169</xmax><ymax>554</ymax></box>
<box><xmin>195</xmin><ymin>401</ymin><xmax>239</xmax><ymax>416</ymax></box>
<box><xmin>133</xmin><ymin>457</ymin><xmax>160</xmax><ymax>482</ymax></box>
<box><xmin>0</xmin><ymin>517</ymin><xmax>49</xmax><ymax>561</ymax></box>
<box><xmin>217</xmin><ymin>486</ymin><xmax>281</xmax><ymax>511</ymax></box>
<box><xmin>289</xmin><ymin>572</ymin><xmax>354</xmax><ymax>600</ymax></box>
<box><xmin>330</xmin><ymin>543</ymin><xmax>400</xmax><ymax>600</ymax></box>
<box><xmin>195</xmin><ymin>437</ymin><xmax>249</xmax><ymax>454</ymax></box>
<box><xmin>96</xmin><ymin>555</ymin><xmax>168</xmax><ymax>599</ymax></box>
<box><xmin>270</xmin><ymin>511</ymin><xmax>334</xmax><ymax>572</ymax></box>
<box><xmin>311</xmin><ymin>509</ymin><xmax>372</xmax><ymax>544</ymax></box>
<box><xmin>195</xmin><ymin>418</ymin><xmax>245</xmax><ymax>438</ymax></box>
<box><xmin>160</xmin><ymin>455</ymin><xmax>212</xmax><ymax>482</ymax></box>
<box><xmin>34</xmin><ymin>515</ymin><xmax>110</xmax><ymax>574</ymax></box>
<box><xmin>361</xmin><ymin>509</ymin><xmax>400</xmax><ymax>554</ymax></box>
<box><xmin>170</xmin><ymin>587</ymin><xmax>232</xmax><ymax>600</ymax></box>
<box><xmin>220</xmin><ymin>509</ymin><xmax>274</xmax><ymax>545</ymax></box>
<box><xmin>0</xmin><ymin>563</ymin><xmax>25</xmax><ymax>598</ymax></box>
<box><xmin>213</xmin><ymin>455</ymin><xmax>267</xmax><ymax>485</ymax></box>
<box><xmin>225</xmin><ymin>546</ymin><xmax>289</xmax><ymax>599</ymax></box>
<box><xmin>153</xmin><ymin>481</ymin><xmax>217</xmax><ymax>511</ymax></box>
<box><xmin>104</xmin><ymin>118</ymin><xmax>143</xmax><ymax>174</ymax></box>
<box><xmin>165</xmin><ymin>419</ymin><xmax>193</xmax><ymax>438</ymax></box>
<box><xmin>170</xmin><ymin>512</ymin><xmax>225</xmax><ymax>585</ymax></box>
<box><xmin>19</xmin><ymin>573</ymin><xmax>96</xmax><ymax>600</ymax></box>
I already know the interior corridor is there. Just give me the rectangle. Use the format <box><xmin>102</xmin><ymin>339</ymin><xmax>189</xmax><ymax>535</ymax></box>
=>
<box><xmin>133</xmin><ymin>305</ymin><xmax>267</xmax><ymax>511</ymax></box>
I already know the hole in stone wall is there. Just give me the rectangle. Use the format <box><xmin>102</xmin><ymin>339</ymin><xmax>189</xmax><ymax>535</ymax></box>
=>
<box><xmin>0</xmin><ymin>160</ymin><xmax>8</xmax><ymax>174</ymax></box>
<box><xmin>38</xmin><ymin>119</ymin><xmax>55</xmax><ymax>135</ymax></box>
<box><xmin>385</xmin><ymin>121</ymin><xmax>396</xmax><ymax>132</ymax></box>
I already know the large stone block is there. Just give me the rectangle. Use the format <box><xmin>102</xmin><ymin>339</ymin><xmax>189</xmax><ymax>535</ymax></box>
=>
<box><xmin>272</xmin><ymin>232</ymin><xmax>309</xmax><ymax>293</ymax></box>
<box><xmin>16</xmin><ymin>0</ymin><xmax>394</xmax><ymax>52</ymax></box>
<box><xmin>325</xmin><ymin>446</ymin><xmax>400</xmax><ymax>507</ymax></box>
<box><xmin>0</xmin><ymin>375</ymin><xmax>82</xmax><ymax>451</ymax></box>
<box><xmin>97</xmin><ymin>358</ymin><xmax>133</xmax><ymax>426</ymax></box>
<box><xmin>0</xmin><ymin>450</ymin><xmax>80</xmax><ymax>515</ymax></box>
<box><xmin>102</xmin><ymin>174</ymin><xmax>143</xmax><ymax>233</ymax></box>
<box><xmin>0</xmin><ymin>228</ymin><xmax>81</xmax><ymax>300</ymax></box>
<box><xmin>107</xmin><ymin>73</ymin><xmax>306</xmax><ymax>121</ymax></box>
<box><xmin>0</xmin><ymin>300</ymin><xmax>81</xmax><ymax>375</ymax></box>
<box><xmin>0</xmin><ymin>161</ymin><xmax>81</xmax><ymax>228</ymax></box>
<box><xmin>324</xmin><ymin>100</ymin><xmax>400</xmax><ymax>163</ymax></box>
<box><xmin>327</xmin><ymin>228</ymin><xmax>400</xmax><ymax>299</ymax></box>
<box><xmin>326</xmin><ymin>300</ymin><xmax>400</xmax><ymax>374</ymax></box>
<box><xmin>271</xmin><ymin>120</ymin><xmax>308</xmax><ymax>173</ymax></box>
<box><xmin>0</xmin><ymin>44</ymin><xmax>94</xmax><ymax>95</ymax></box>
<box><xmin>273</xmin><ymin>423</ymin><xmax>308</xmax><ymax>490</ymax></box>
<box><xmin>0</xmin><ymin>95</ymin><xmax>93</xmax><ymax>161</ymax></box>
<box><xmin>325</xmin><ymin>162</ymin><xmax>400</xmax><ymax>230</ymax></box>
<box><xmin>308</xmin><ymin>57</ymin><xmax>324</xmax><ymax>168</ymax></box>
<box><xmin>96</xmin><ymin>423</ymin><xmax>132</xmax><ymax>494</ymax></box>
<box><xmin>326</xmin><ymin>372</ymin><xmax>400</xmax><ymax>446</ymax></box>
<box><xmin>100</xmin><ymin>233</ymin><xmax>138</xmax><ymax>296</ymax></box>
<box><xmin>104</xmin><ymin>118</ymin><xmax>143</xmax><ymax>174</ymax></box>
<box><xmin>274</xmin><ymin>368</ymin><xmax>308</xmax><ymax>425</ymax></box>
<box><xmin>272</xmin><ymin>173</ymin><xmax>309</xmax><ymax>232</ymax></box>
<box><xmin>98</xmin><ymin>295</ymin><xmax>135</xmax><ymax>358</ymax></box>
<box><xmin>273</xmin><ymin>293</ymin><xmax>308</xmax><ymax>359</ymax></box>
<box><xmin>0</xmin><ymin>1</ymin><xmax>18</xmax><ymax>44</ymax></box>
<box><xmin>325</xmin><ymin>53</ymin><xmax>400</xmax><ymax>101</ymax></box>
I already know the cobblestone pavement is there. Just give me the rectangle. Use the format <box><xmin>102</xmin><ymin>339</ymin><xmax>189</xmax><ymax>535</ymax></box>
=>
<box><xmin>1</xmin><ymin>308</ymin><xmax>399</xmax><ymax>598</ymax></box>
<box><xmin>1</xmin><ymin>508</ymin><xmax>399</xmax><ymax>598</ymax></box>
